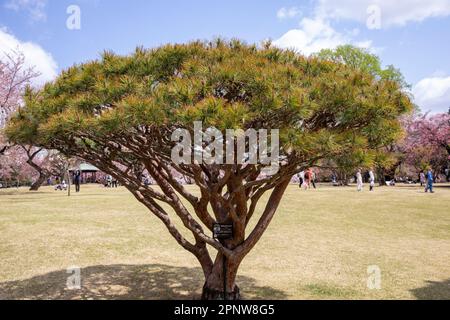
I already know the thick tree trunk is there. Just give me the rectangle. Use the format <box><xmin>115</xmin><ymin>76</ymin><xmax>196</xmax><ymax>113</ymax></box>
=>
<box><xmin>337</xmin><ymin>171</ymin><xmax>349</xmax><ymax>186</ymax></box>
<box><xmin>201</xmin><ymin>253</ymin><xmax>241</xmax><ymax>300</ymax></box>
<box><xmin>378</xmin><ymin>161</ymin><xmax>401</xmax><ymax>186</ymax></box>
<box><xmin>377</xmin><ymin>168</ymin><xmax>387</xmax><ymax>186</ymax></box>
<box><xmin>30</xmin><ymin>172</ymin><xmax>48</xmax><ymax>191</ymax></box>
<box><xmin>25</xmin><ymin>150</ymin><xmax>51</xmax><ymax>192</ymax></box>
<box><xmin>200</xmin><ymin>179</ymin><xmax>290</xmax><ymax>300</ymax></box>
<box><xmin>0</xmin><ymin>144</ymin><xmax>7</xmax><ymax>155</ymax></box>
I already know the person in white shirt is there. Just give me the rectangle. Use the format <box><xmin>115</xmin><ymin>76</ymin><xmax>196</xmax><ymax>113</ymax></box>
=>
<box><xmin>369</xmin><ymin>169</ymin><xmax>375</xmax><ymax>191</ymax></box>
<box><xmin>356</xmin><ymin>169</ymin><xmax>363</xmax><ymax>191</ymax></box>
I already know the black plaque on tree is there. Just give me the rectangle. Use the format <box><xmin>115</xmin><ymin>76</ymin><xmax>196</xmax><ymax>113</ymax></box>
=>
<box><xmin>212</xmin><ymin>223</ymin><xmax>233</xmax><ymax>240</ymax></box>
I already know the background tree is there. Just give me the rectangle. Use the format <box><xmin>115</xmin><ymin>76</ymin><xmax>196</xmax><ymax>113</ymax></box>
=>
<box><xmin>6</xmin><ymin>40</ymin><xmax>412</xmax><ymax>299</ymax></box>
<box><xmin>402</xmin><ymin>113</ymin><xmax>450</xmax><ymax>178</ymax></box>
<box><xmin>0</xmin><ymin>50</ymin><xmax>39</xmax><ymax>154</ymax></box>
<box><xmin>0</xmin><ymin>145</ymin><xmax>36</xmax><ymax>187</ymax></box>
<box><xmin>409</xmin><ymin>113</ymin><xmax>450</xmax><ymax>156</ymax></box>
<box><xmin>316</xmin><ymin>45</ymin><xmax>409</xmax><ymax>88</ymax></box>
<box><xmin>22</xmin><ymin>146</ymin><xmax>69</xmax><ymax>190</ymax></box>
<box><xmin>332</xmin><ymin>149</ymin><xmax>373</xmax><ymax>185</ymax></box>
<box><xmin>0</xmin><ymin>143</ymin><xmax>68</xmax><ymax>190</ymax></box>
<box><xmin>0</xmin><ymin>49</ymin><xmax>67</xmax><ymax>189</ymax></box>
<box><xmin>317</xmin><ymin>45</ymin><xmax>411</xmax><ymax>185</ymax></box>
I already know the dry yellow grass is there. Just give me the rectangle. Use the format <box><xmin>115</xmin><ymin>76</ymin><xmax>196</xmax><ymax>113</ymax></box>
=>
<box><xmin>0</xmin><ymin>183</ymin><xmax>449</xmax><ymax>300</ymax></box>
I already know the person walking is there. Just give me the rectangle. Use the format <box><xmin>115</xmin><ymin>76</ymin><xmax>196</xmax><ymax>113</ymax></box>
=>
<box><xmin>106</xmin><ymin>175</ymin><xmax>112</xmax><ymax>188</ymax></box>
<box><xmin>356</xmin><ymin>169</ymin><xmax>363</xmax><ymax>191</ymax></box>
<box><xmin>297</xmin><ymin>171</ymin><xmax>305</xmax><ymax>188</ymax></box>
<box><xmin>369</xmin><ymin>169</ymin><xmax>375</xmax><ymax>191</ymax></box>
<box><xmin>425</xmin><ymin>168</ymin><xmax>434</xmax><ymax>193</ymax></box>
<box><xmin>304</xmin><ymin>169</ymin><xmax>311</xmax><ymax>189</ymax></box>
<box><xmin>331</xmin><ymin>172</ymin><xmax>338</xmax><ymax>186</ymax></box>
<box><xmin>73</xmin><ymin>170</ymin><xmax>81</xmax><ymax>193</ymax></box>
<box><xmin>419</xmin><ymin>171</ymin><xmax>425</xmax><ymax>187</ymax></box>
<box><xmin>310</xmin><ymin>169</ymin><xmax>317</xmax><ymax>189</ymax></box>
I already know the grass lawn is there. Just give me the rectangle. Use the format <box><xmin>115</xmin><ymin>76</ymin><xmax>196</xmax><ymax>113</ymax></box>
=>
<box><xmin>0</xmin><ymin>183</ymin><xmax>449</xmax><ymax>300</ymax></box>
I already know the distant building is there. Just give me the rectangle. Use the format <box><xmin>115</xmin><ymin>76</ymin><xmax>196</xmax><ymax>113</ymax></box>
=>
<box><xmin>69</xmin><ymin>163</ymin><xmax>100</xmax><ymax>183</ymax></box>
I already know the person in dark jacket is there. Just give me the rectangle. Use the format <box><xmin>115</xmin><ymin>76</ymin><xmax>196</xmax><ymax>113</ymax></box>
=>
<box><xmin>74</xmin><ymin>170</ymin><xmax>81</xmax><ymax>192</ymax></box>
<box><xmin>424</xmin><ymin>168</ymin><xmax>434</xmax><ymax>193</ymax></box>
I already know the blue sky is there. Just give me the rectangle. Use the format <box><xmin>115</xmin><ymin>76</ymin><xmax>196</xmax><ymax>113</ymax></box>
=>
<box><xmin>1</xmin><ymin>0</ymin><xmax>450</xmax><ymax>113</ymax></box>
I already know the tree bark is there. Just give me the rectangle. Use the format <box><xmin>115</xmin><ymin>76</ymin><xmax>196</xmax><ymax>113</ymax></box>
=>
<box><xmin>199</xmin><ymin>178</ymin><xmax>291</xmax><ymax>300</ymax></box>
<box><xmin>377</xmin><ymin>168</ymin><xmax>387</xmax><ymax>186</ymax></box>
<box><xmin>29</xmin><ymin>172</ymin><xmax>48</xmax><ymax>191</ymax></box>
<box><xmin>24</xmin><ymin>146</ymin><xmax>50</xmax><ymax>191</ymax></box>
<box><xmin>0</xmin><ymin>144</ymin><xmax>7</xmax><ymax>155</ymax></box>
<box><xmin>201</xmin><ymin>253</ymin><xmax>241</xmax><ymax>300</ymax></box>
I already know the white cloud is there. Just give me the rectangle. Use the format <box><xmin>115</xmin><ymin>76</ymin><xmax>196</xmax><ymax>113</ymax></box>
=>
<box><xmin>413</xmin><ymin>76</ymin><xmax>450</xmax><ymax>114</ymax></box>
<box><xmin>274</xmin><ymin>1</ymin><xmax>450</xmax><ymax>114</ymax></box>
<box><xmin>0</xmin><ymin>28</ymin><xmax>58</xmax><ymax>86</ymax></box>
<box><xmin>273</xmin><ymin>18</ymin><xmax>346</xmax><ymax>55</ymax></box>
<box><xmin>4</xmin><ymin>0</ymin><xmax>47</xmax><ymax>22</ymax></box>
<box><xmin>273</xmin><ymin>0</ymin><xmax>450</xmax><ymax>56</ymax></box>
<box><xmin>273</xmin><ymin>17</ymin><xmax>373</xmax><ymax>56</ymax></box>
<box><xmin>277</xmin><ymin>7</ymin><xmax>301</xmax><ymax>20</ymax></box>
<box><xmin>316</xmin><ymin>0</ymin><xmax>450</xmax><ymax>28</ymax></box>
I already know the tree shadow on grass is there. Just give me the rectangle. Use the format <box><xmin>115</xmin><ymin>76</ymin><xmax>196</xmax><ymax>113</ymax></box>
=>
<box><xmin>410</xmin><ymin>279</ymin><xmax>450</xmax><ymax>300</ymax></box>
<box><xmin>0</xmin><ymin>264</ymin><xmax>287</xmax><ymax>300</ymax></box>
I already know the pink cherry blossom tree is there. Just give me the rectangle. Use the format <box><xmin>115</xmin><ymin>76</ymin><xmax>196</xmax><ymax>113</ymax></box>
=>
<box><xmin>402</xmin><ymin>112</ymin><xmax>450</xmax><ymax>177</ymax></box>
<box><xmin>1</xmin><ymin>49</ymin><xmax>69</xmax><ymax>190</ymax></box>
<box><xmin>413</xmin><ymin>113</ymin><xmax>450</xmax><ymax>155</ymax></box>
<box><xmin>0</xmin><ymin>145</ymin><xmax>36</xmax><ymax>187</ymax></box>
<box><xmin>21</xmin><ymin>146</ymin><xmax>69</xmax><ymax>190</ymax></box>
<box><xmin>1</xmin><ymin>50</ymin><xmax>39</xmax><ymax>154</ymax></box>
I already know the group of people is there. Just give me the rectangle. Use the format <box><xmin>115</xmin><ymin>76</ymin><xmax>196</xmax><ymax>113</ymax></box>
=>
<box><xmin>105</xmin><ymin>175</ymin><xmax>118</xmax><ymax>188</ymax></box>
<box><xmin>355</xmin><ymin>168</ymin><xmax>375</xmax><ymax>192</ymax></box>
<box><xmin>53</xmin><ymin>170</ymin><xmax>82</xmax><ymax>192</ymax></box>
<box><xmin>298</xmin><ymin>168</ymin><xmax>377</xmax><ymax>191</ymax></box>
<box><xmin>297</xmin><ymin>168</ymin><xmax>316</xmax><ymax>190</ymax></box>
<box><xmin>57</xmin><ymin>167</ymin><xmax>440</xmax><ymax>194</ymax></box>
<box><xmin>52</xmin><ymin>171</ymin><xmax>121</xmax><ymax>191</ymax></box>
<box><xmin>54</xmin><ymin>179</ymin><xmax>67</xmax><ymax>191</ymax></box>
<box><xmin>357</xmin><ymin>167</ymin><xmax>436</xmax><ymax>193</ymax></box>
